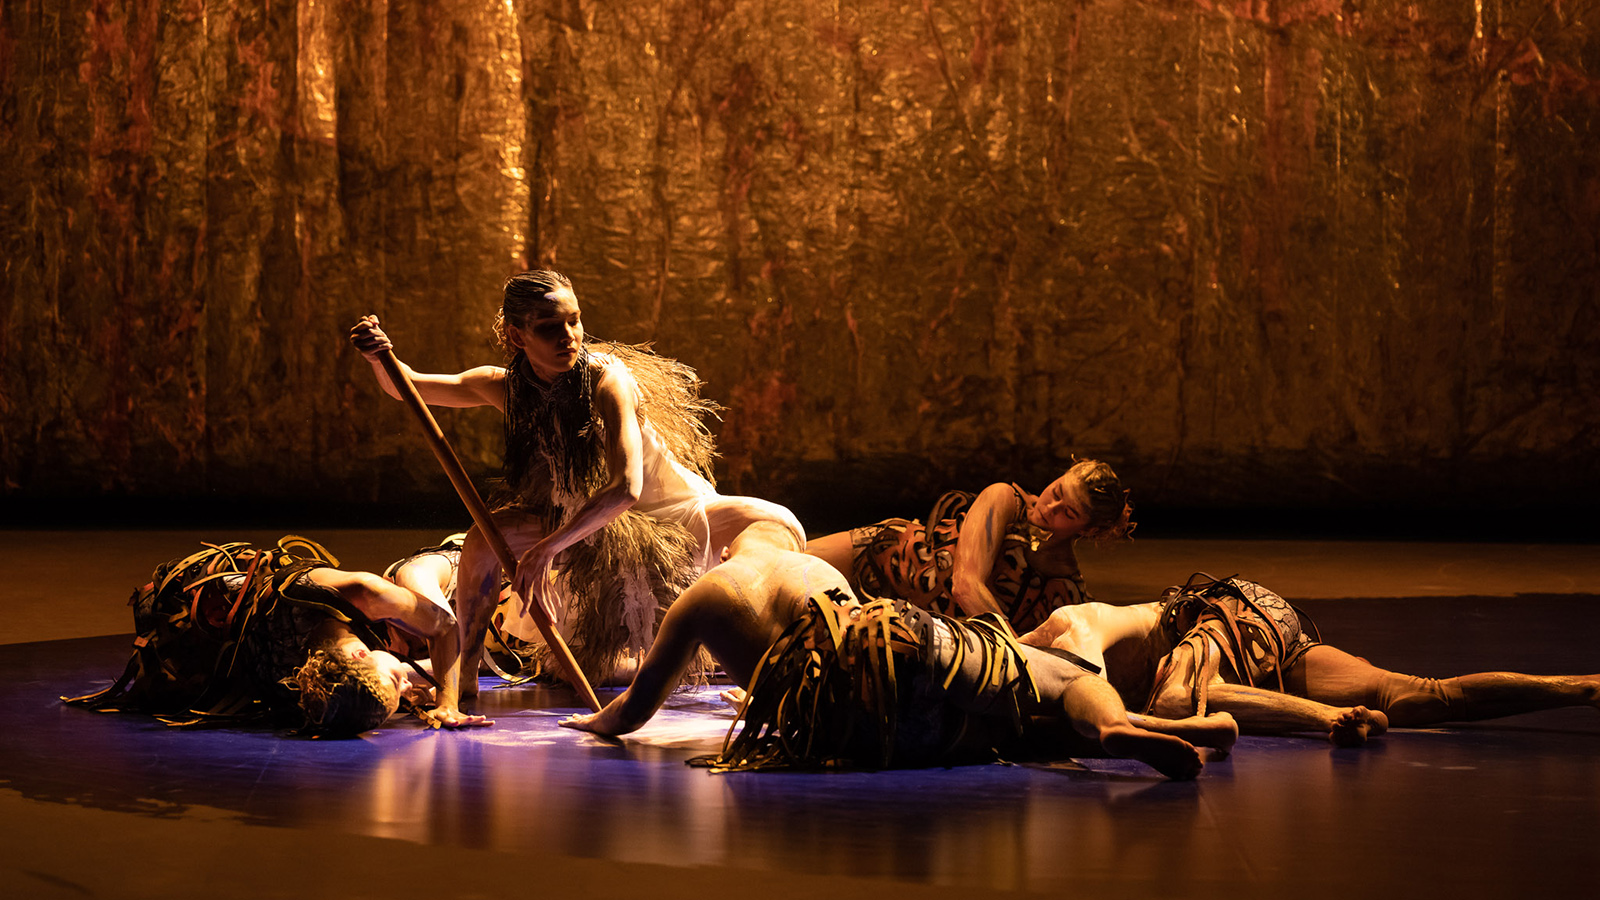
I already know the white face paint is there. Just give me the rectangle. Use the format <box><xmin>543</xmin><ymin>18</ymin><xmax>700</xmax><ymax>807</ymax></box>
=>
<box><xmin>507</xmin><ymin>287</ymin><xmax>584</xmax><ymax>381</ymax></box>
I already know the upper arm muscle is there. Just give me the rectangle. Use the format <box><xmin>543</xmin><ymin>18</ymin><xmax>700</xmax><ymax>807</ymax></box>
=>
<box><xmin>952</xmin><ymin>483</ymin><xmax>1021</xmax><ymax>587</ymax></box>
<box><xmin>594</xmin><ymin>362</ymin><xmax>644</xmax><ymax>496</ymax></box>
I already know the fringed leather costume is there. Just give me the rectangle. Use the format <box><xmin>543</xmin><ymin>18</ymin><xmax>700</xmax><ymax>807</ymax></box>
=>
<box><xmin>64</xmin><ymin>537</ymin><xmax>393</xmax><ymax>727</ymax></box>
<box><xmin>1145</xmin><ymin>573</ymin><xmax>1322</xmax><ymax>716</ymax></box>
<box><xmin>850</xmin><ymin>485</ymin><xmax>1090</xmax><ymax>632</ymax></box>
<box><xmin>694</xmin><ymin>594</ymin><xmax>1041</xmax><ymax>771</ymax></box>
<box><xmin>498</xmin><ymin>341</ymin><xmax>722</xmax><ymax>684</ymax></box>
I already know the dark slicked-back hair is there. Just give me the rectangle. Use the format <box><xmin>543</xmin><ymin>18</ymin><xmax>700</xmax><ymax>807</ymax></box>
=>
<box><xmin>494</xmin><ymin>270</ymin><xmax>575</xmax><ymax>355</ymax></box>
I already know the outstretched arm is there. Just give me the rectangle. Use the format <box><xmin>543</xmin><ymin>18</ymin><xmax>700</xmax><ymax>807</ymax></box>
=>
<box><xmin>310</xmin><ymin>567</ymin><xmax>455</xmax><ymax>639</ymax></box>
<box><xmin>949</xmin><ymin>483</ymin><xmax>1024</xmax><ymax>618</ymax></box>
<box><xmin>512</xmin><ymin>361</ymin><xmax>646</xmax><ymax>618</ymax></box>
<box><xmin>560</xmin><ymin>579</ymin><xmax>727</xmax><ymax>736</ymax></box>
<box><xmin>349</xmin><ymin>315</ymin><xmax>507</xmax><ymax>410</ymax></box>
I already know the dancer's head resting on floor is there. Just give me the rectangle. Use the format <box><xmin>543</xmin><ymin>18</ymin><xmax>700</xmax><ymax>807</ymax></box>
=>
<box><xmin>292</xmin><ymin>645</ymin><xmax>406</xmax><ymax>736</ymax></box>
<box><xmin>1033</xmin><ymin>458</ymin><xmax>1134</xmax><ymax>544</ymax></box>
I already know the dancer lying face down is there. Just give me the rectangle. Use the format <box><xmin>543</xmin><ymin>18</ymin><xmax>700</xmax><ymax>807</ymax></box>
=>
<box><xmin>561</xmin><ymin>522</ymin><xmax>1236</xmax><ymax>780</ymax></box>
<box><xmin>1018</xmin><ymin>573</ymin><xmax>1600</xmax><ymax>746</ymax></box>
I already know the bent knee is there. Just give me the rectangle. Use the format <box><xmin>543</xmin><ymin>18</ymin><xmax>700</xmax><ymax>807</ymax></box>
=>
<box><xmin>1150</xmin><ymin>683</ymin><xmax>1198</xmax><ymax>719</ymax></box>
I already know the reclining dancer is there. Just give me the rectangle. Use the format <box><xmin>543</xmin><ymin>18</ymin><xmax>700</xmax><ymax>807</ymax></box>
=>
<box><xmin>805</xmin><ymin>458</ymin><xmax>1134</xmax><ymax>632</ymax></box>
<box><xmin>1018</xmin><ymin>573</ymin><xmax>1600</xmax><ymax>745</ymax></box>
<box><xmin>561</xmin><ymin>522</ymin><xmax>1237</xmax><ymax>781</ymax></box>
<box><xmin>65</xmin><ymin>537</ymin><xmax>485</xmax><ymax>736</ymax></box>
<box><xmin>351</xmin><ymin>270</ymin><xmax>803</xmax><ymax>722</ymax></box>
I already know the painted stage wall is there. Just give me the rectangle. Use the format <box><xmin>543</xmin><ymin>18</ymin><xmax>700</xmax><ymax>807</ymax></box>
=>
<box><xmin>2</xmin><ymin>0</ymin><xmax>1597</xmax><ymax>525</ymax></box>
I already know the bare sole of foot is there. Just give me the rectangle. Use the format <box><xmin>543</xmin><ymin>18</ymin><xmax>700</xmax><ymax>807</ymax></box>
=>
<box><xmin>1329</xmin><ymin>706</ymin><xmax>1388</xmax><ymax>747</ymax></box>
<box><xmin>1102</xmin><ymin>725</ymin><xmax>1204</xmax><ymax>781</ymax></box>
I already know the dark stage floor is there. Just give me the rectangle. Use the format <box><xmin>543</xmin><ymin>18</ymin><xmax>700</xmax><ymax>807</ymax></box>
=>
<box><xmin>2</xmin><ymin>531</ymin><xmax>1598</xmax><ymax>899</ymax></box>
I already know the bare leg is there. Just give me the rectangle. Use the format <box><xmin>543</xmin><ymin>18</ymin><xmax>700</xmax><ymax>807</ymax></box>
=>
<box><xmin>1153</xmin><ymin>642</ymin><xmax>1387</xmax><ymax>745</ymax></box>
<box><xmin>1060</xmin><ymin>676</ymin><xmax>1205</xmax><ymax>780</ymax></box>
<box><xmin>1127</xmin><ymin>711</ymin><xmax>1240</xmax><ymax>754</ymax></box>
<box><xmin>1027</xmin><ymin>649</ymin><xmax>1205</xmax><ymax>780</ymax></box>
<box><xmin>1292</xmin><ymin>644</ymin><xmax>1600</xmax><ymax>728</ymax></box>
<box><xmin>1199</xmin><ymin>684</ymin><xmax>1385</xmax><ymax>747</ymax></box>
<box><xmin>449</xmin><ymin>511</ymin><xmax>550</xmax><ymax>708</ymax></box>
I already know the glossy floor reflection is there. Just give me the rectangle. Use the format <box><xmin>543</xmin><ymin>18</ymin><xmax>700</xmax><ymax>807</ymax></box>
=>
<box><xmin>3</xmin><ymin>545</ymin><xmax>1599</xmax><ymax>898</ymax></box>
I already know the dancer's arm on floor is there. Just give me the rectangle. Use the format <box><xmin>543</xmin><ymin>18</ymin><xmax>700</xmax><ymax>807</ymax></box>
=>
<box><xmin>310</xmin><ymin>567</ymin><xmax>488</xmax><ymax>728</ymax></box>
<box><xmin>385</xmin><ymin>554</ymin><xmax>484</xmax><ymax>728</ymax></box>
<box><xmin>512</xmin><ymin>362</ymin><xmax>646</xmax><ymax>618</ymax></box>
<box><xmin>949</xmin><ymin>483</ymin><xmax>1022</xmax><ymax>618</ymax></box>
<box><xmin>349</xmin><ymin>315</ymin><xmax>507</xmax><ymax>409</ymax></box>
<box><xmin>559</xmin><ymin>578</ymin><xmax>729</xmax><ymax>737</ymax></box>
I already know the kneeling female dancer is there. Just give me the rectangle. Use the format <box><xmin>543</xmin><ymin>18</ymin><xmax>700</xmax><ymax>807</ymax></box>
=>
<box><xmin>66</xmin><ymin>537</ymin><xmax>484</xmax><ymax>736</ymax></box>
<box><xmin>806</xmin><ymin>458</ymin><xmax>1134</xmax><ymax>632</ymax></box>
<box><xmin>351</xmin><ymin>270</ymin><xmax>802</xmax><ymax>723</ymax></box>
<box><xmin>561</xmin><ymin>522</ymin><xmax>1236</xmax><ymax>781</ymax></box>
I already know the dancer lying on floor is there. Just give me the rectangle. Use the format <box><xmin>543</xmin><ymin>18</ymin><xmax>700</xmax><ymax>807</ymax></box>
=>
<box><xmin>1017</xmin><ymin>573</ymin><xmax>1600</xmax><ymax>746</ymax></box>
<box><xmin>805</xmin><ymin>458</ymin><xmax>1133</xmax><ymax>633</ymax></box>
<box><xmin>560</xmin><ymin>522</ymin><xmax>1237</xmax><ymax>780</ymax></box>
<box><xmin>351</xmin><ymin>270</ymin><xmax>802</xmax><ymax>721</ymax></box>
<box><xmin>66</xmin><ymin>536</ymin><xmax>488</xmax><ymax>735</ymax></box>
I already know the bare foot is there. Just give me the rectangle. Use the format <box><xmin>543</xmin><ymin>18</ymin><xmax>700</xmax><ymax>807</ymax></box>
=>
<box><xmin>559</xmin><ymin>711</ymin><xmax>606</xmax><ymax>734</ymax></box>
<box><xmin>1101</xmin><ymin>724</ymin><xmax>1204</xmax><ymax>781</ymax></box>
<box><xmin>1328</xmin><ymin>706</ymin><xmax>1388</xmax><ymax>747</ymax></box>
<box><xmin>1130</xmin><ymin>711</ymin><xmax>1239</xmax><ymax>755</ymax></box>
<box><xmin>560</xmin><ymin>707</ymin><xmax>627</xmax><ymax>736</ymax></box>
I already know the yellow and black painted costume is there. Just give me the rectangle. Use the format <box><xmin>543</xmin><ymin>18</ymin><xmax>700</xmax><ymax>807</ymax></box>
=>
<box><xmin>696</xmin><ymin>593</ymin><xmax>1041</xmax><ymax>771</ymax></box>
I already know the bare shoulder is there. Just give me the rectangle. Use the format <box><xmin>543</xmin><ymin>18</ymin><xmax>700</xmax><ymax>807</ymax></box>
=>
<box><xmin>591</xmin><ymin>355</ymin><xmax>641</xmax><ymax>405</ymax></box>
<box><xmin>589</xmin><ymin>351</ymin><xmax>632</xmax><ymax>383</ymax></box>
<box><xmin>973</xmin><ymin>481</ymin><xmax>1024</xmax><ymax>517</ymax></box>
<box><xmin>1018</xmin><ymin>603</ymin><xmax>1084</xmax><ymax>646</ymax></box>
<box><xmin>960</xmin><ymin>483</ymin><xmax>1024</xmax><ymax>542</ymax></box>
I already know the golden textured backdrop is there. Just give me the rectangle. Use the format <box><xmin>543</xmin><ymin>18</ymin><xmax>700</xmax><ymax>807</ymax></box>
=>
<box><xmin>2</xmin><ymin>0</ymin><xmax>1598</xmax><ymax>524</ymax></box>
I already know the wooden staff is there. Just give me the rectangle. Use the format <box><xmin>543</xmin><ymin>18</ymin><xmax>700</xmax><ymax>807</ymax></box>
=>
<box><xmin>373</xmin><ymin>348</ymin><xmax>602</xmax><ymax>712</ymax></box>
